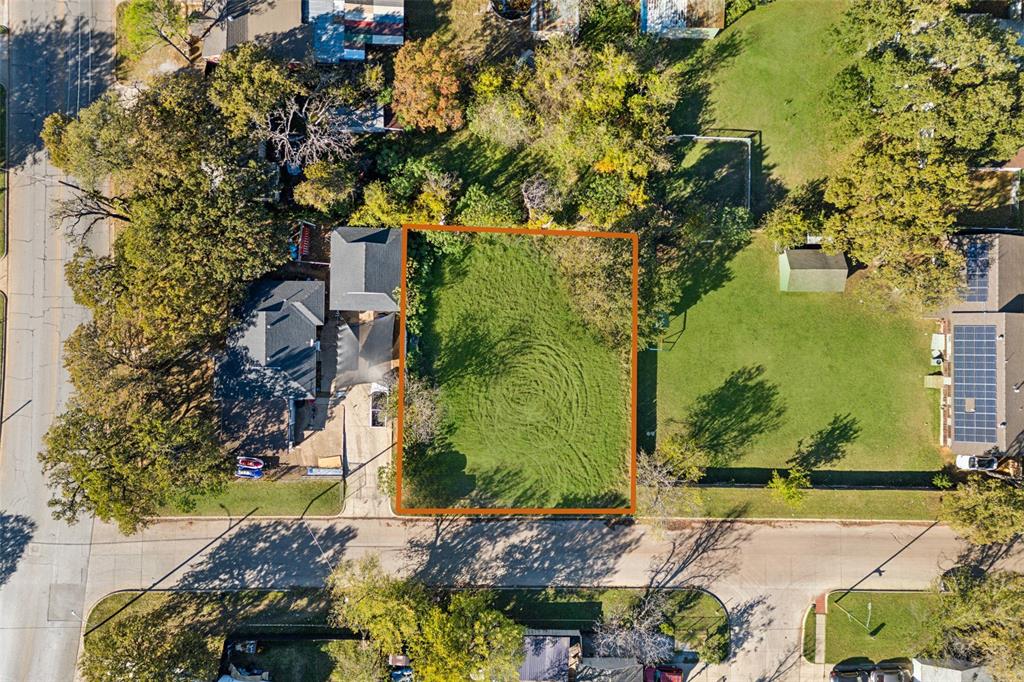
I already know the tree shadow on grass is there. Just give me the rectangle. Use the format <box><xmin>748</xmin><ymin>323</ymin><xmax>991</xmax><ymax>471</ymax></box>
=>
<box><xmin>0</xmin><ymin>512</ymin><xmax>36</xmax><ymax>588</ymax></box>
<box><xmin>787</xmin><ymin>413</ymin><xmax>861</xmax><ymax>470</ymax></box>
<box><xmin>682</xmin><ymin>365</ymin><xmax>786</xmax><ymax>466</ymax></box>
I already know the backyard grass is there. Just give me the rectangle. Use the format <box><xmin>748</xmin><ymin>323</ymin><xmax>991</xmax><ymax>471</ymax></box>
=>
<box><xmin>407</xmin><ymin>233</ymin><xmax>631</xmax><ymax>509</ymax></box>
<box><xmin>654</xmin><ymin>237</ymin><xmax>942</xmax><ymax>478</ymax></box>
<box><xmin>696</xmin><ymin>487</ymin><xmax>942</xmax><ymax>521</ymax></box>
<box><xmin>252</xmin><ymin>640</ymin><xmax>337</xmax><ymax>682</ymax></box>
<box><xmin>674</xmin><ymin>0</ymin><xmax>854</xmax><ymax>190</ymax></box>
<box><xmin>157</xmin><ymin>480</ymin><xmax>343</xmax><ymax>518</ymax></box>
<box><xmin>826</xmin><ymin>591</ymin><xmax>939</xmax><ymax>664</ymax></box>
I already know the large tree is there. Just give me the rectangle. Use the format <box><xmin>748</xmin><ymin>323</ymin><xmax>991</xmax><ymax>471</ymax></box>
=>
<box><xmin>393</xmin><ymin>35</ymin><xmax>466</xmax><ymax>132</ymax></box>
<box><xmin>822</xmin><ymin>0</ymin><xmax>1024</xmax><ymax>304</ymax></box>
<box><xmin>467</xmin><ymin>39</ymin><xmax>681</xmax><ymax>228</ymax></box>
<box><xmin>940</xmin><ymin>475</ymin><xmax>1024</xmax><ymax>545</ymax></box>
<box><xmin>79</xmin><ymin>608</ymin><xmax>218</xmax><ymax>682</ymax></box>
<box><xmin>924</xmin><ymin>568</ymin><xmax>1024</xmax><ymax>680</ymax></box>
<box><xmin>328</xmin><ymin>555</ymin><xmax>524</xmax><ymax>681</ymax></box>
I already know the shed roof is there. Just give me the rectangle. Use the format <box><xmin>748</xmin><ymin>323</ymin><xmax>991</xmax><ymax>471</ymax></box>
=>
<box><xmin>330</xmin><ymin>227</ymin><xmax>402</xmax><ymax>312</ymax></box>
<box><xmin>520</xmin><ymin>635</ymin><xmax>571</xmax><ymax>682</ymax></box>
<box><xmin>779</xmin><ymin>249</ymin><xmax>848</xmax><ymax>292</ymax></box>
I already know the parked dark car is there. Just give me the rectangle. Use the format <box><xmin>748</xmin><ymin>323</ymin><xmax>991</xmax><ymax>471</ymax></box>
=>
<box><xmin>870</xmin><ymin>666</ymin><xmax>910</xmax><ymax>682</ymax></box>
<box><xmin>830</xmin><ymin>667</ymin><xmax>870</xmax><ymax>682</ymax></box>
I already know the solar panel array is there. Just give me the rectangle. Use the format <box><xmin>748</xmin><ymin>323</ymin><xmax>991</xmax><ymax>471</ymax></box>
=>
<box><xmin>953</xmin><ymin>324</ymin><xmax>998</xmax><ymax>444</ymax></box>
<box><xmin>962</xmin><ymin>239</ymin><xmax>991</xmax><ymax>303</ymax></box>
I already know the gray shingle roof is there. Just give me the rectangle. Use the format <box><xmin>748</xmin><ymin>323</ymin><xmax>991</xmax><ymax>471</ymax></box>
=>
<box><xmin>233</xmin><ymin>279</ymin><xmax>325</xmax><ymax>400</ymax></box>
<box><xmin>330</xmin><ymin>227</ymin><xmax>401</xmax><ymax>312</ymax></box>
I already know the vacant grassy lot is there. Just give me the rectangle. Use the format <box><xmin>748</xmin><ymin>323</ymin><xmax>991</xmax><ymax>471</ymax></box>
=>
<box><xmin>674</xmin><ymin>0</ymin><xmax>853</xmax><ymax>190</ymax></box>
<box><xmin>158</xmin><ymin>480</ymin><xmax>342</xmax><ymax>518</ymax></box>
<box><xmin>655</xmin><ymin>237</ymin><xmax>941</xmax><ymax>477</ymax></box>
<box><xmin>408</xmin><ymin>234</ymin><xmax>630</xmax><ymax>509</ymax></box>
<box><xmin>826</xmin><ymin>591</ymin><xmax>939</xmax><ymax>664</ymax></box>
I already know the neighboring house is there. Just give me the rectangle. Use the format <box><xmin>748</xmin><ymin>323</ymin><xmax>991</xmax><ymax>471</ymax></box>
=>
<box><xmin>531</xmin><ymin>0</ymin><xmax>580</xmax><ymax>37</ymax></box>
<box><xmin>912</xmin><ymin>658</ymin><xmax>993</xmax><ymax>682</ymax></box>
<box><xmin>309</xmin><ymin>0</ymin><xmax>405</xmax><ymax>62</ymax></box>
<box><xmin>640</xmin><ymin>0</ymin><xmax>725</xmax><ymax>38</ymax></box>
<box><xmin>330</xmin><ymin>227</ymin><xmax>401</xmax><ymax>313</ymax></box>
<box><xmin>939</xmin><ymin>233</ymin><xmax>1024</xmax><ymax>456</ymax></box>
<box><xmin>194</xmin><ymin>0</ymin><xmax>309</xmax><ymax>63</ymax></box>
<box><xmin>196</xmin><ymin>0</ymin><xmax>405</xmax><ymax>65</ymax></box>
<box><xmin>576</xmin><ymin>658</ymin><xmax>644</xmax><ymax>682</ymax></box>
<box><xmin>520</xmin><ymin>630</ymin><xmax>582</xmax><ymax>682</ymax></box>
<box><xmin>329</xmin><ymin>227</ymin><xmax>402</xmax><ymax>389</ymax></box>
<box><xmin>778</xmin><ymin>248</ymin><xmax>849</xmax><ymax>293</ymax></box>
<box><xmin>218</xmin><ymin>279</ymin><xmax>326</xmax><ymax>454</ymax></box>
<box><xmin>336</xmin><ymin>102</ymin><xmax>400</xmax><ymax>133</ymax></box>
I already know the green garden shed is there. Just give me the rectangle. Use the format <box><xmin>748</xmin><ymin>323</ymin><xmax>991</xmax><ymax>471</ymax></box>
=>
<box><xmin>779</xmin><ymin>249</ymin><xmax>848</xmax><ymax>292</ymax></box>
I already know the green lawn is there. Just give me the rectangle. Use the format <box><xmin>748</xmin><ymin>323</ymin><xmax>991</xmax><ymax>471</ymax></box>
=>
<box><xmin>826</xmin><ymin>591</ymin><xmax>939</xmax><ymax>664</ymax></box>
<box><xmin>696</xmin><ymin>487</ymin><xmax>942</xmax><ymax>520</ymax></box>
<box><xmin>674</xmin><ymin>0</ymin><xmax>854</xmax><ymax>190</ymax></box>
<box><xmin>803</xmin><ymin>606</ymin><xmax>817</xmax><ymax>663</ymax></box>
<box><xmin>407</xmin><ymin>234</ymin><xmax>631</xmax><ymax>509</ymax></box>
<box><xmin>655</xmin><ymin>237</ymin><xmax>942</xmax><ymax>478</ymax></box>
<box><xmin>252</xmin><ymin>640</ymin><xmax>338</xmax><ymax>682</ymax></box>
<box><xmin>157</xmin><ymin>480</ymin><xmax>343</xmax><ymax>518</ymax></box>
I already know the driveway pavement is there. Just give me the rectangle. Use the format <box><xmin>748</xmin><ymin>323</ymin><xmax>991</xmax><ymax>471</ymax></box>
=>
<box><xmin>85</xmin><ymin>516</ymin><xmax>1024</xmax><ymax>681</ymax></box>
<box><xmin>0</xmin><ymin>1</ymin><xmax>112</xmax><ymax>681</ymax></box>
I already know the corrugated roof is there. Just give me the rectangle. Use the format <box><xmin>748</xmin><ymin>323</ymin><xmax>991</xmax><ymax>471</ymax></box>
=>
<box><xmin>520</xmin><ymin>636</ymin><xmax>570</xmax><ymax>682</ymax></box>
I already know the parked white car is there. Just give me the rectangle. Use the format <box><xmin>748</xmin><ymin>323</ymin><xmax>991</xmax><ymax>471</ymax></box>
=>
<box><xmin>955</xmin><ymin>455</ymin><xmax>1000</xmax><ymax>471</ymax></box>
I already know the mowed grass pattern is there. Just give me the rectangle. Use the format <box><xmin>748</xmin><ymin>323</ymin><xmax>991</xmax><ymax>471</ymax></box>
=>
<box><xmin>416</xmin><ymin>234</ymin><xmax>630</xmax><ymax>508</ymax></box>
<box><xmin>656</xmin><ymin>238</ymin><xmax>941</xmax><ymax>472</ymax></box>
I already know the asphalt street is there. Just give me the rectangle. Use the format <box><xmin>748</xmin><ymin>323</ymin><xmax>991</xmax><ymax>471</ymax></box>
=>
<box><xmin>0</xmin><ymin>1</ymin><xmax>113</xmax><ymax>681</ymax></box>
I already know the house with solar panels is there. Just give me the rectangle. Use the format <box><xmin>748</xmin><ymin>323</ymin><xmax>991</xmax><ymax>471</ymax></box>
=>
<box><xmin>939</xmin><ymin>233</ymin><xmax>1024</xmax><ymax>456</ymax></box>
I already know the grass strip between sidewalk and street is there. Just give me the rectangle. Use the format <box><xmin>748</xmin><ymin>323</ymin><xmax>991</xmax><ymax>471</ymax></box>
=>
<box><xmin>695</xmin><ymin>487</ymin><xmax>942</xmax><ymax>521</ymax></box>
<box><xmin>157</xmin><ymin>480</ymin><xmax>343</xmax><ymax>518</ymax></box>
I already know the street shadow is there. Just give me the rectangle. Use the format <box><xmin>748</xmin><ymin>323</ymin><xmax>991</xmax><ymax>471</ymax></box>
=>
<box><xmin>755</xmin><ymin>647</ymin><xmax>801</xmax><ymax>682</ymax></box>
<box><xmin>174</xmin><ymin>521</ymin><xmax>358</xmax><ymax>590</ymax></box>
<box><xmin>402</xmin><ymin>517</ymin><xmax>643</xmax><ymax>587</ymax></box>
<box><xmin>646</xmin><ymin>508</ymin><xmax>753</xmax><ymax>589</ymax></box>
<box><xmin>787</xmin><ymin>413</ymin><xmax>861</xmax><ymax>470</ymax></box>
<box><xmin>728</xmin><ymin>594</ymin><xmax>773</xmax><ymax>657</ymax></box>
<box><xmin>682</xmin><ymin>365</ymin><xmax>786</xmax><ymax>466</ymax></box>
<box><xmin>0</xmin><ymin>512</ymin><xmax>37</xmax><ymax>587</ymax></box>
<box><xmin>950</xmin><ymin>536</ymin><xmax>1021</xmax><ymax>578</ymax></box>
<box><xmin>8</xmin><ymin>16</ymin><xmax>115</xmax><ymax>167</ymax></box>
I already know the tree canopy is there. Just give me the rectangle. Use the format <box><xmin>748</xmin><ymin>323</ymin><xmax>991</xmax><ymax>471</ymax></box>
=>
<box><xmin>940</xmin><ymin>475</ymin><xmax>1024</xmax><ymax>545</ymax></box>
<box><xmin>328</xmin><ymin>555</ymin><xmax>524</xmax><ymax>682</ymax></box>
<box><xmin>821</xmin><ymin>0</ymin><xmax>1024</xmax><ymax>305</ymax></box>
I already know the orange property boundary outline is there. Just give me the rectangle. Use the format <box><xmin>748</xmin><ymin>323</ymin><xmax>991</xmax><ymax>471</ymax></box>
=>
<box><xmin>395</xmin><ymin>223</ymin><xmax>639</xmax><ymax>516</ymax></box>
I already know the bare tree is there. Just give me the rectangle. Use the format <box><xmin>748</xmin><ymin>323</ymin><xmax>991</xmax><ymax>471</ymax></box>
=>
<box><xmin>520</xmin><ymin>174</ymin><xmax>561</xmax><ymax>221</ymax></box>
<box><xmin>133</xmin><ymin>0</ymin><xmax>233</xmax><ymax>65</ymax></box>
<box><xmin>636</xmin><ymin>448</ymin><xmax>702</xmax><ymax>522</ymax></box>
<box><xmin>396</xmin><ymin>373</ymin><xmax>443</xmax><ymax>446</ymax></box>
<box><xmin>594</xmin><ymin>589</ymin><xmax>675</xmax><ymax>666</ymax></box>
<box><xmin>261</xmin><ymin>70</ymin><xmax>357</xmax><ymax>167</ymax></box>
<box><xmin>53</xmin><ymin>189</ymin><xmax>131</xmax><ymax>242</ymax></box>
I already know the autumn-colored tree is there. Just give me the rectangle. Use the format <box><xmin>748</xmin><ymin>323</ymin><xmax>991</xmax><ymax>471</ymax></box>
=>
<box><xmin>393</xmin><ymin>35</ymin><xmax>466</xmax><ymax>132</ymax></box>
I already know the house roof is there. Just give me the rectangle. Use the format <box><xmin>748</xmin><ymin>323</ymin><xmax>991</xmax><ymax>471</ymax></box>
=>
<box><xmin>335</xmin><ymin>313</ymin><xmax>396</xmax><ymax>388</ymax></box>
<box><xmin>520</xmin><ymin>635</ymin><xmax>571</xmax><ymax>682</ymax></box>
<box><xmin>950</xmin><ymin>233</ymin><xmax>1024</xmax><ymax>314</ymax></box>
<box><xmin>330</xmin><ymin>227</ymin><xmax>402</xmax><ymax>312</ymax></box>
<box><xmin>641</xmin><ymin>0</ymin><xmax>725</xmax><ymax>37</ymax></box>
<box><xmin>310</xmin><ymin>0</ymin><xmax>405</xmax><ymax>62</ymax></box>
<box><xmin>913</xmin><ymin>658</ymin><xmax>994</xmax><ymax>682</ymax></box>
<box><xmin>233</xmin><ymin>279</ymin><xmax>325</xmax><ymax>400</ymax></box>
<box><xmin>949</xmin><ymin>312</ymin><xmax>1024</xmax><ymax>456</ymax></box>
<box><xmin>576</xmin><ymin>658</ymin><xmax>644</xmax><ymax>682</ymax></box>
<box><xmin>197</xmin><ymin>0</ymin><xmax>309</xmax><ymax>60</ymax></box>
